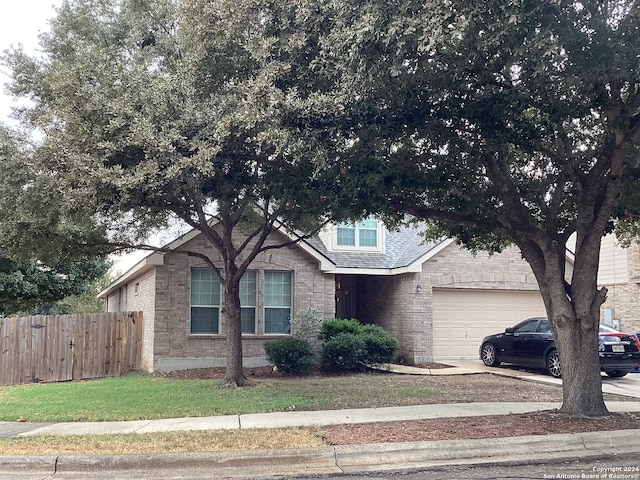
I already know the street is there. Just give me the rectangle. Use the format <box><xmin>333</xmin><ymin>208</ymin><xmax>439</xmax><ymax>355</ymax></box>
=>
<box><xmin>291</xmin><ymin>453</ymin><xmax>640</xmax><ymax>480</ymax></box>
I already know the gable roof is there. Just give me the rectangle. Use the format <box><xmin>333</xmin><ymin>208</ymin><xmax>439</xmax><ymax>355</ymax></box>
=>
<box><xmin>99</xmin><ymin>222</ymin><xmax>450</xmax><ymax>298</ymax></box>
<box><xmin>306</xmin><ymin>225</ymin><xmax>452</xmax><ymax>274</ymax></box>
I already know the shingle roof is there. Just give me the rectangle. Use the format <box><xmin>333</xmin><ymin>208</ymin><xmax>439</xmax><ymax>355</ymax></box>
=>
<box><xmin>305</xmin><ymin>224</ymin><xmax>443</xmax><ymax>270</ymax></box>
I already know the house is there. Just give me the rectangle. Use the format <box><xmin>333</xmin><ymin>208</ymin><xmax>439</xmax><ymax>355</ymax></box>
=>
<box><xmin>597</xmin><ymin>235</ymin><xmax>640</xmax><ymax>333</ymax></box>
<box><xmin>100</xmin><ymin>219</ymin><xmax>551</xmax><ymax>372</ymax></box>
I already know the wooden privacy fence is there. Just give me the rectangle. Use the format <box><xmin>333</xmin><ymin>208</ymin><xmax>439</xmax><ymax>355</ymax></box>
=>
<box><xmin>0</xmin><ymin>312</ymin><xmax>143</xmax><ymax>387</ymax></box>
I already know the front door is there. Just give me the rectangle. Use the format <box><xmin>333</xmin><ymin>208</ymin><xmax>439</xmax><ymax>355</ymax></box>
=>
<box><xmin>335</xmin><ymin>275</ymin><xmax>357</xmax><ymax>319</ymax></box>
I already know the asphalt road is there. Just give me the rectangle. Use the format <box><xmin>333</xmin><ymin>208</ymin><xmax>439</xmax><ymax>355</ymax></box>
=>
<box><xmin>294</xmin><ymin>452</ymin><xmax>640</xmax><ymax>480</ymax></box>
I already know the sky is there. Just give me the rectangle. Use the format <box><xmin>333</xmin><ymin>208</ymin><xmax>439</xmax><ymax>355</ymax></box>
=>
<box><xmin>0</xmin><ymin>1</ymin><xmax>63</xmax><ymax>124</ymax></box>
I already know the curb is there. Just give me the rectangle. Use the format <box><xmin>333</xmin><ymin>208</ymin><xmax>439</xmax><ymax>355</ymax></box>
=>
<box><xmin>334</xmin><ymin>429</ymin><xmax>640</xmax><ymax>472</ymax></box>
<box><xmin>2</xmin><ymin>429</ymin><xmax>640</xmax><ymax>478</ymax></box>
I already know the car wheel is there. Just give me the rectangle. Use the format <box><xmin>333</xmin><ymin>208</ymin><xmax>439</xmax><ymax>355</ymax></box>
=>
<box><xmin>605</xmin><ymin>370</ymin><xmax>629</xmax><ymax>378</ymax></box>
<box><xmin>546</xmin><ymin>350</ymin><xmax>562</xmax><ymax>378</ymax></box>
<box><xmin>481</xmin><ymin>343</ymin><xmax>500</xmax><ymax>367</ymax></box>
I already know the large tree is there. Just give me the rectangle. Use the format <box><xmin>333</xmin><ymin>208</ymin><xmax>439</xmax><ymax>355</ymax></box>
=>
<box><xmin>1</xmin><ymin>0</ymin><xmax>339</xmax><ymax>386</ymax></box>
<box><xmin>0</xmin><ymin>127</ymin><xmax>109</xmax><ymax>316</ymax></box>
<box><xmin>270</xmin><ymin>0</ymin><xmax>640</xmax><ymax>415</ymax></box>
<box><xmin>0</xmin><ymin>254</ymin><xmax>108</xmax><ymax>315</ymax></box>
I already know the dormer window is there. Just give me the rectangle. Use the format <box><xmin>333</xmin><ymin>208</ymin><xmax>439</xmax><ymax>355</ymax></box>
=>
<box><xmin>337</xmin><ymin>218</ymin><xmax>378</xmax><ymax>248</ymax></box>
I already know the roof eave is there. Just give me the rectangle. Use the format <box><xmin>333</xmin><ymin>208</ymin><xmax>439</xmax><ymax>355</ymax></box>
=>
<box><xmin>98</xmin><ymin>253</ymin><xmax>164</xmax><ymax>298</ymax></box>
<box><xmin>327</xmin><ymin>265</ymin><xmax>421</xmax><ymax>276</ymax></box>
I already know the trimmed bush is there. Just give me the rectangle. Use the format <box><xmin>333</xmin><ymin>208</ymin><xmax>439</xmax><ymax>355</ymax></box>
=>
<box><xmin>321</xmin><ymin>332</ymin><xmax>366</xmax><ymax>371</ymax></box>
<box><xmin>319</xmin><ymin>318</ymin><xmax>362</xmax><ymax>341</ymax></box>
<box><xmin>264</xmin><ymin>338</ymin><xmax>316</xmax><ymax>375</ymax></box>
<box><xmin>320</xmin><ymin>321</ymin><xmax>399</xmax><ymax>372</ymax></box>
<box><xmin>360</xmin><ymin>324</ymin><xmax>399</xmax><ymax>365</ymax></box>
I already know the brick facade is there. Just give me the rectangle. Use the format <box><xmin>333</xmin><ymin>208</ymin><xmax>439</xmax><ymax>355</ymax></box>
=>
<box><xmin>111</xmin><ymin>227</ymin><xmax>623</xmax><ymax>369</ymax></box>
<box><xmin>600</xmin><ymin>242</ymin><xmax>640</xmax><ymax>333</ymax></box>
<box><xmin>106</xmin><ymin>228</ymin><xmax>335</xmax><ymax>371</ymax></box>
<box><xmin>335</xmin><ymin>243</ymin><xmax>541</xmax><ymax>364</ymax></box>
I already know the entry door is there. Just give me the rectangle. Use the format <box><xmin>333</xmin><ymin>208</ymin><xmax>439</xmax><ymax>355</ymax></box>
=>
<box><xmin>335</xmin><ymin>275</ymin><xmax>357</xmax><ymax>319</ymax></box>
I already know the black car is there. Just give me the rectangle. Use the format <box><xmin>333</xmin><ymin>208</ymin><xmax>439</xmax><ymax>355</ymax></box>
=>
<box><xmin>479</xmin><ymin>317</ymin><xmax>640</xmax><ymax>378</ymax></box>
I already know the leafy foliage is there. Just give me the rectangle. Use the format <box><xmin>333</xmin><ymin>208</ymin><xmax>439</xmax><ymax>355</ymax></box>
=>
<box><xmin>0</xmin><ymin>255</ymin><xmax>109</xmax><ymax>316</ymax></box>
<box><xmin>320</xmin><ymin>319</ymin><xmax>398</xmax><ymax>372</ymax></box>
<box><xmin>264</xmin><ymin>338</ymin><xmax>316</xmax><ymax>375</ymax></box>
<box><xmin>319</xmin><ymin>318</ymin><xmax>362</xmax><ymax>341</ymax></box>
<box><xmin>290</xmin><ymin>306</ymin><xmax>324</xmax><ymax>347</ymax></box>
<box><xmin>359</xmin><ymin>324</ymin><xmax>399</xmax><ymax>365</ymax></box>
<box><xmin>321</xmin><ymin>332</ymin><xmax>367</xmax><ymax>372</ymax></box>
<box><xmin>243</xmin><ymin>0</ymin><xmax>640</xmax><ymax>415</ymax></box>
<box><xmin>0</xmin><ymin>0</ymin><xmax>345</xmax><ymax>386</ymax></box>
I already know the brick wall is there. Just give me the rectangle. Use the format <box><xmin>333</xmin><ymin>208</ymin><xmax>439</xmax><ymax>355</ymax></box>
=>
<box><xmin>600</xmin><ymin>242</ymin><xmax>640</xmax><ymax>332</ymax></box>
<box><xmin>356</xmin><ymin>273</ymin><xmax>425</xmax><ymax>363</ymax></box>
<box><xmin>105</xmin><ymin>267</ymin><xmax>156</xmax><ymax>371</ymax></box>
<box><xmin>151</xmin><ymin>228</ymin><xmax>335</xmax><ymax>371</ymax></box>
<box><xmin>413</xmin><ymin>243</ymin><xmax>540</xmax><ymax>363</ymax></box>
<box><xmin>341</xmin><ymin>243</ymin><xmax>541</xmax><ymax>365</ymax></box>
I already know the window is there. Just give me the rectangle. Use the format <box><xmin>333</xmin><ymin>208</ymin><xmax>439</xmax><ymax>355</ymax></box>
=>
<box><xmin>240</xmin><ymin>271</ymin><xmax>257</xmax><ymax>334</ymax></box>
<box><xmin>264</xmin><ymin>271</ymin><xmax>292</xmax><ymax>334</ymax></box>
<box><xmin>337</xmin><ymin>218</ymin><xmax>378</xmax><ymax>247</ymax></box>
<box><xmin>536</xmin><ymin>319</ymin><xmax>551</xmax><ymax>333</ymax></box>
<box><xmin>190</xmin><ymin>268</ymin><xmax>220</xmax><ymax>334</ymax></box>
<box><xmin>514</xmin><ymin>319</ymin><xmax>539</xmax><ymax>334</ymax></box>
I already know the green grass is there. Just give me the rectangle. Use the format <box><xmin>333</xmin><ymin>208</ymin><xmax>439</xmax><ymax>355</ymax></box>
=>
<box><xmin>0</xmin><ymin>373</ymin><xmax>446</xmax><ymax>422</ymax></box>
<box><xmin>0</xmin><ymin>376</ymin><xmax>311</xmax><ymax>422</ymax></box>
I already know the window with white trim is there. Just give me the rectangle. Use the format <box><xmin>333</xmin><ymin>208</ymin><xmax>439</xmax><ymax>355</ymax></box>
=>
<box><xmin>190</xmin><ymin>268</ymin><xmax>221</xmax><ymax>334</ymax></box>
<box><xmin>337</xmin><ymin>218</ymin><xmax>378</xmax><ymax>247</ymax></box>
<box><xmin>264</xmin><ymin>271</ymin><xmax>292</xmax><ymax>334</ymax></box>
<box><xmin>240</xmin><ymin>270</ymin><xmax>257</xmax><ymax>334</ymax></box>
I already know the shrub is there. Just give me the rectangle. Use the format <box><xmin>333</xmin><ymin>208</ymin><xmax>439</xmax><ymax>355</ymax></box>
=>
<box><xmin>320</xmin><ymin>321</ymin><xmax>399</xmax><ymax>371</ymax></box>
<box><xmin>319</xmin><ymin>318</ymin><xmax>362</xmax><ymax>341</ymax></box>
<box><xmin>321</xmin><ymin>332</ymin><xmax>366</xmax><ymax>371</ymax></box>
<box><xmin>291</xmin><ymin>306</ymin><xmax>324</xmax><ymax>348</ymax></box>
<box><xmin>360</xmin><ymin>324</ymin><xmax>399</xmax><ymax>365</ymax></box>
<box><xmin>264</xmin><ymin>338</ymin><xmax>316</xmax><ymax>375</ymax></box>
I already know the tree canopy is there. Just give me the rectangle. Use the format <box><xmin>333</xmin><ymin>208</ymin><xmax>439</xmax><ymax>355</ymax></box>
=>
<box><xmin>0</xmin><ymin>254</ymin><xmax>109</xmax><ymax>316</ymax></box>
<box><xmin>271</xmin><ymin>0</ymin><xmax>640</xmax><ymax>415</ymax></box>
<box><xmin>1</xmin><ymin>0</ymin><xmax>343</xmax><ymax>386</ymax></box>
<box><xmin>3</xmin><ymin>0</ymin><xmax>639</xmax><ymax>410</ymax></box>
<box><xmin>0</xmin><ymin>124</ymin><xmax>109</xmax><ymax>316</ymax></box>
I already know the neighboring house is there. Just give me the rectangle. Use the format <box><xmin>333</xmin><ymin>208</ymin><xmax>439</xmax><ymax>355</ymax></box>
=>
<box><xmin>598</xmin><ymin>235</ymin><xmax>640</xmax><ymax>333</ymax></box>
<box><xmin>100</xmin><ymin>219</ymin><xmax>551</xmax><ymax>372</ymax></box>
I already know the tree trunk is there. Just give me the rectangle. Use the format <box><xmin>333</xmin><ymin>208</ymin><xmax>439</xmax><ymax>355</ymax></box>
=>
<box><xmin>520</xmin><ymin>239</ymin><xmax>608</xmax><ymax>417</ymax></box>
<box><xmin>220</xmin><ymin>276</ymin><xmax>255</xmax><ymax>387</ymax></box>
<box><xmin>553</xmin><ymin>313</ymin><xmax>607</xmax><ymax>416</ymax></box>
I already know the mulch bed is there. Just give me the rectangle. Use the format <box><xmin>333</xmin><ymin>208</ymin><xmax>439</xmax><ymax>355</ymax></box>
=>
<box><xmin>320</xmin><ymin>411</ymin><xmax>640</xmax><ymax>445</ymax></box>
<box><xmin>154</xmin><ymin>363</ymin><xmax>453</xmax><ymax>380</ymax></box>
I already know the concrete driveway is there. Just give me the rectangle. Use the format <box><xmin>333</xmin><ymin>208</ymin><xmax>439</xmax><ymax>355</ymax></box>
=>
<box><xmin>447</xmin><ymin>360</ymin><xmax>640</xmax><ymax>399</ymax></box>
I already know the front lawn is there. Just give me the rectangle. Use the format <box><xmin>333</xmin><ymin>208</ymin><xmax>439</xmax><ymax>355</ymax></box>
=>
<box><xmin>0</xmin><ymin>371</ymin><xmax>564</xmax><ymax>423</ymax></box>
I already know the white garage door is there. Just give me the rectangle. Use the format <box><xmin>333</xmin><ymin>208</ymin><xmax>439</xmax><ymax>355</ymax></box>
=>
<box><xmin>432</xmin><ymin>288</ymin><xmax>546</xmax><ymax>361</ymax></box>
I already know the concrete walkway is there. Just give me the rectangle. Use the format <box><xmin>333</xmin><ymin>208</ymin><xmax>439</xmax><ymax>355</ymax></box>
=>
<box><xmin>2</xmin><ymin>362</ymin><xmax>640</xmax><ymax>479</ymax></box>
<box><xmin>6</xmin><ymin>401</ymin><xmax>640</xmax><ymax>437</ymax></box>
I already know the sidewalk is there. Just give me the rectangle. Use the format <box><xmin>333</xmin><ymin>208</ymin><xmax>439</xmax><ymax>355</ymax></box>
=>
<box><xmin>2</xmin><ymin>362</ymin><xmax>640</xmax><ymax>479</ymax></box>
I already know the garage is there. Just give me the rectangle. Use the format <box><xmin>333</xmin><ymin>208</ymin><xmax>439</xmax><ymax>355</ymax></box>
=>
<box><xmin>432</xmin><ymin>288</ymin><xmax>546</xmax><ymax>361</ymax></box>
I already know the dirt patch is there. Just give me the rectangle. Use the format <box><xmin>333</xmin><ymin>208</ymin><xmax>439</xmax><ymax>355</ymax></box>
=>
<box><xmin>320</xmin><ymin>411</ymin><xmax>640</xmax><ymax>445</ymax></box>
<box><xmin>154</xmin><ymin>363</ymin><xmax>454</xmax><ymax>380</ymax></box>
<box><xmin>155</xmin><ymin>366</ymin><xmax>279</xmax><ymax>380</ymax></box>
